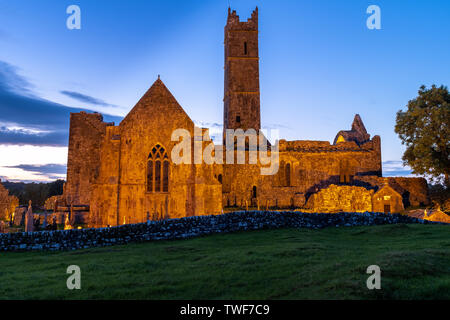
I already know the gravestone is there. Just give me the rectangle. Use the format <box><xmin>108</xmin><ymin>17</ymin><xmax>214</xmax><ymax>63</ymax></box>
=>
<box><xmin>25</xmin><ymin>200</ymin><xmax>34</xmax><ymax>232</ymax></box>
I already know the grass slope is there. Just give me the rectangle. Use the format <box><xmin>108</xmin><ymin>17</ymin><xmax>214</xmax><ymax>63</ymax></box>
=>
<box><xmin>1</xmin><ymin>224</ymin><xmax>449</xmax><ymax>300</ymax></box>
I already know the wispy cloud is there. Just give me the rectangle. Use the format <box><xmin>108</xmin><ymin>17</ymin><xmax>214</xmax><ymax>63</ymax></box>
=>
<box><xmin>382</xmin><ymin>160</ymin><xmax>414</xmax><ymax>177</ymax></box>
<box><xmin>0</xmin><ymin>60</ymin><xmax>34</xmax><ymax>95</ymax></box>
<box><xmin>5</xmin><ymin>163</ymin><xmax>66</xmax><ymax>177</ymax></box>
<box><xmin>262</xmin><ymin>123</ymin><xmax>292</xmax><ymax>130</ymax></box>
<box><xmin>194</xmin><ymin>121</ymin><xmax>222</xmax><ymax>143</ymax></box>
<box><xmin>60</xmin><ymin>90</ymin><xmax>119</xmax><ymax>108</ymax></box>
<box><xmin>192</xmin><ymin>121</ymin><xmax>290</xmax><ymax>145</ymax></box>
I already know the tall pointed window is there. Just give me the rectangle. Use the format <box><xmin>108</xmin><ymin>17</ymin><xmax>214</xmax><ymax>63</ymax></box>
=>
<box><xmin>147</xmin><ymin>144</ymin><xmax>169</xmax><ymax>192</ymax></box>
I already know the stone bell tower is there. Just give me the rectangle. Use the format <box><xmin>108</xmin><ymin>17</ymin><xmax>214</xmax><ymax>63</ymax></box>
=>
<box><xmin>223</xmin><ymin>7</ymin><xmax>261</xmax><ymax>139</ymax></box>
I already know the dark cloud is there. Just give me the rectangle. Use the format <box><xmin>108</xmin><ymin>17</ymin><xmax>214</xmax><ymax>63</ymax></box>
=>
<box><xmin>60</xmin><ymin>90</ymin><xmax>118</xmax><ymax>108</ymax></box>
<box><xmin>0</xmin><ymin>60</ymin><xmax>123</xmax><ymax>146</ymax></box>
<box><xmin>0</xmin><ymin>126</ymin><xmax>67</xmax><ymax>146</ymax></box>
<box><xmin>0</xmin><ymin>60</ymin><xmax>34</xmax><ymax>95</ymax></box>
<box><xmin>5</xmin><ymin>164</ymin><xmax>67</xmax><ymax>176</ymax></box>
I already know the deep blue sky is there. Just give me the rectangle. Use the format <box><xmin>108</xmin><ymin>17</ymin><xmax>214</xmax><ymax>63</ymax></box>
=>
<box><xmin>0</xmin><ymin>0</ymin><xmax>449</xmax><ymax>181</ymax></box>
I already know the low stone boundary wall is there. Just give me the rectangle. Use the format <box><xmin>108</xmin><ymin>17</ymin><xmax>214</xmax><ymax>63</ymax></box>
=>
<box><xmin>0</xmin><ymin>211</ymin><xmax>445</xmax><ymax>251</ymax></box>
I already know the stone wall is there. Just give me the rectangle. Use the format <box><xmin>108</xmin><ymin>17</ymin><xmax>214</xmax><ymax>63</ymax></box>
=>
<box><xmin>88</xmin><ymin>79</ymin><xmax>222</xmax><ymax>227</ymax></box>
<box><xmin>0</xmin><ymin>211</ymin><xmax>444</xmax><ymax>251</ymax></box>
<box><xmin>222</xmin><ymin>137</ymin><xmax>382</xmax><ymax>211</ymax></box>
<box><xmin>354</xmin><ymin>176</ymin><xmax>429</xmax><ymax>207</ymax></box>
<box><xmin>64</xmin><ymin>112</ymin><xmax>111</xmax><ymax>205</ymax></box>
<box><xmin>305</xmin><ymin>185</ymin><xmax>374</xmax><ymax>213</ymax></box>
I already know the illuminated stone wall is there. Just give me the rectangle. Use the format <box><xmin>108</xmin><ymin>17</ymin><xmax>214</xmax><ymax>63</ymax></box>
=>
<box><xmin>59</xmin><ymin>8</ymin><xmax>429</xmax><ymax>227</ymax></box>
<box><xmin>86</xmin><ymin>79</ymin><xmax>223</xmax><ymax>227</ymax></box>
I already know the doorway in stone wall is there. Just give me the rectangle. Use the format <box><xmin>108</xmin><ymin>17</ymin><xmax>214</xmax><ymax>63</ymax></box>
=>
<box><xmin>384</xmin><ymin>204</ymin><xmax>391</xmax><ymax>213</ymax></box>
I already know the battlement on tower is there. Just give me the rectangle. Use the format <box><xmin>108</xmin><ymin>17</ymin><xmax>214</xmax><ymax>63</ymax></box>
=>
<box><xmin>226</xmin><ymin>7</ymin><xmax>258</xmax><ymax>30</ymax></box>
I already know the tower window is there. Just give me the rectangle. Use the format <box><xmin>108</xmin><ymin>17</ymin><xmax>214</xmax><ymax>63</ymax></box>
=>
<box><xmin>244</xmin><ymin>42</ymin><xmax>247</xmax><ymax>55</ymax></box>
<box><xmin>236</xmin><ymin>115</ymin><xmax>241</xmax><ymax>123</ymax></box>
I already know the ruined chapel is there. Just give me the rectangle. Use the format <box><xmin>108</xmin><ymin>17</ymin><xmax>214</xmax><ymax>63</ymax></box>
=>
<box><xmin>59</xmin><ymin>8</ymin><xmax>429</xmax><ymax>227</ymax></box>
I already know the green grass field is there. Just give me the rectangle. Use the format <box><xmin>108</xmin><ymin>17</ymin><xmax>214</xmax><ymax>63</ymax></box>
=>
<box><xmin>1</xmin><ymin>224</ymin><xmax>449</xmax><ymax>300</ymax></box>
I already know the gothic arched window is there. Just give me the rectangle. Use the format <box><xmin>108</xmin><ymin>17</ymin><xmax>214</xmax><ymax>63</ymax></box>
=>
<box><xmin>147</xmin><ymin>144</ymin><xmax>169</xmax><ymax>193</ymax></box>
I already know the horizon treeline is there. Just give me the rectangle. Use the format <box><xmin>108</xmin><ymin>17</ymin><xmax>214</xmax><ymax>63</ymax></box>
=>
<box><xmin>2</xmin><ymin>180</ymin><xmax>65</xmax><ymax>207</ymax></box>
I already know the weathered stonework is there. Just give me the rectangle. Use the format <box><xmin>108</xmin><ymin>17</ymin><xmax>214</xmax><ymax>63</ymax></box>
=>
<box><xmin>306</xmin><ymin>185</ymin><xmax>374</xmax><ymax>213</ymax></box>
<box><xmin>57</xmin><ymin>8</ymin><xmax>429</xmax><ymax>227</ymax></box>
<box><xmin>79</xmin><ymin>80</ymin><xmax>223</xmax><ymax>227</ymax></box>
<box><xmin>354</xmin><ymin>176</ymin><xmax>429</xmax><ymax>207</ymax></box>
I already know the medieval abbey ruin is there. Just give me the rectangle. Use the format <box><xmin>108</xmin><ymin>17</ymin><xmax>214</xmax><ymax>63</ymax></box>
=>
<box><xmin>59</xmin><ymin>8</ymin><xmax>428</xmax><ymax>227</ymax></box>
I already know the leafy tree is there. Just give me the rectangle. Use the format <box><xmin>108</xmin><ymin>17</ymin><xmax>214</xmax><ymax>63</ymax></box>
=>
<box><xmin>395</xmin><ymin>85</ymin><xmax>450</xmax><ymax>187</ymax></box>
<box><xmin>48</xmin><ymin>179</ymin><xmax>65</xmax><ymax>198</ymax></box>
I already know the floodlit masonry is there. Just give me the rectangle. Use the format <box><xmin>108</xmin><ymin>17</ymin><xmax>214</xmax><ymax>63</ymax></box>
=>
<box><xmin>58</xmin><ymin>7</ymin><xmax>429</xmax><ymax>227</ymax></box>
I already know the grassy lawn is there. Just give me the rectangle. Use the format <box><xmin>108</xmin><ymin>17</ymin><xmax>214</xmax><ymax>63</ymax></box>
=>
<box><xmin>1</xmin><ymin>224</ymin><xmax>449</xmax><ymax>300</ymax></box>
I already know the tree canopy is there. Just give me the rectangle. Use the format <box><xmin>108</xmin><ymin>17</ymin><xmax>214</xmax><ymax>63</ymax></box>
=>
<box><xmin>1</xmin><ymin>179</ymin><xmax>65</xmax><ymax>207</ymax></box>
<box><xmin>395</xmin><ymin>85</ymin><xmax>450</xmax><ymax>187</ymax></box>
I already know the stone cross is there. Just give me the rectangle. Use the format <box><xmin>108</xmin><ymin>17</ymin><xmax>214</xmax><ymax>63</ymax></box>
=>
<box><xmin>25</xmin><ymin>200</ymin><xmax>34</xmax><ymax>232</ymax></box>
